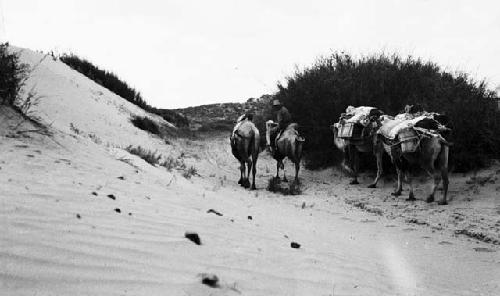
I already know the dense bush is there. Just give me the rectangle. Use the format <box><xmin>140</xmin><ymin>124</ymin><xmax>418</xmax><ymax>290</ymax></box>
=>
<box><xmin>274</xmin><ymin>52</ymin><xmax>500</xmax><ymax>172</ymax></box>
<box><xmin>131</xmin><ymin>116</ymin><xmax>161</xmax><ymax>135</ymax></box>
<box><xmin>0</xmin><ymin>43</ymin><xmax>27</xmax><ymax>105</ymax></box>
<box><xmin>60</xmin><ymin>53</ymin><xmax>189</xmax><ymax>127</ymax></box>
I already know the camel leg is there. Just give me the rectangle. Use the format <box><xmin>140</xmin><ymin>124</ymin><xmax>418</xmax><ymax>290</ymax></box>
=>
<box><xmin>406</xmin><ymin>170</ymin><xmax>415</xmax><ymax>201</ymax></box>
<box><xmin>438</xmin><ymin>168</ymin><xmax>449</xmax><ymax>205</ymax></box>
<box><xmin>294</xmin><ymin>160</ymin><xmax>300</xmax><ymax>183</ymax></box>
<box><xmin>245</xmin><ymin>158</ymin><xmax>252</xmax><ymax>189</ymax></box>
<box><xmin>283</xmin><ymin>162</ymin><xmax>288</xmax><ymax>183</ymax></box>
<box><xmin>349</xmin><ymin>146</ymin><xmax>359</xmax><ymax>185</ymax></box>
<box><xmin>251</xmin><ymin>156</ymin><xmax>257</xmax><ymax>190</ymax></box>
<box><xmin>240</xmin><ymin>161</ymin><xmax>247</xmax><ymax>187</ymax></box>
<box><xmin>275</xmin><ymin>161</ymin><xmax>281</xmax><ymax>180</ymax></box>
<box><xmin>368</xmin><ymin>148</ymin><xmax>383</xmax><ymax>188</ymax></box>
<box><xmin>438</xmin><ymin>146</ymin><xmax>449</xmax><ymax>205</ymax></box>
<box><xmin>392</xmin><ymin>167</ymin><xmax>403</xmax><ymax>196</ymax></box>
<box><xmin>424</xmin><ymin>164</ymin><xmax>438</xmax><ymax>203</ymax></box>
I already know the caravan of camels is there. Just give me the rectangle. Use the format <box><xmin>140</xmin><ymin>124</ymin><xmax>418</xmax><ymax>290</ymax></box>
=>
<box><xmin>231</xmin><ymin>104</ymin><xmax>451</xmax><ymax>205</ymax></box>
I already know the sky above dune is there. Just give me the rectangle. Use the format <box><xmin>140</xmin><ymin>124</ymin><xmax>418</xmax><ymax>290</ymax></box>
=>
<box><xmin>0</xmin><ymin>0</ymin><xmax>499</xmax><ymax>108</ymax></box>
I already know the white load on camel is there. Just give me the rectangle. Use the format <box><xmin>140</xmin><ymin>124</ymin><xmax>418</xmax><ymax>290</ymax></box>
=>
<box><xmin>379</xmin><ymin>112</ymin><xmax>449</xmax><ymax>140</ymax></box>
<box><xmin>378</xmin><ymin>109</ymin><xmax>450</xmax><ymax>153</ymax></box>
<box><xmin>334</xmin><ymin>106</ymin><xmax>382</xmax><ymax>139</ymax></box>
<box><xmin>232</xmin><ymin>114</ymin><xmax>249</xmax><ymax>138</ymax></box>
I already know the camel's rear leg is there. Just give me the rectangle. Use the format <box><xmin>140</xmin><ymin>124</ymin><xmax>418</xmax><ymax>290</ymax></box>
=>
<box><xmin>349</xmin><ymin>146</ymin><xmax>360</xmax><ymax>185</ymax></box>
<box><xmin>368</xmin><ymin>148</ymin><xmax>383</xmax><ymax>188</ymax></box>
<box><xmin>405</xmin><ymin>170</ymin><xmax>415</xmax><ymax>201</ymax></box>
<box><xmin>392</xmin><ymin>166</ymin><xmax>403</xmax><ymax>196</ymax></box>
<box><xmin>250</xmin><ymin>155</ymin><xmax>257</xmax><ymax>190</ymax></box>
<box><xmin>439</xmin><ymin>168</ymin><xmax>449</xmax><ymax>205</ymax></box>
<box><xmin>437</xmin><ymin>145</ymin><xmax>449</xmax><ymax>205</ymax></box>
<box><xmin>294</xmin><ymin>160</ymin><xmax>300</xmax><ymax>183</ymax></box>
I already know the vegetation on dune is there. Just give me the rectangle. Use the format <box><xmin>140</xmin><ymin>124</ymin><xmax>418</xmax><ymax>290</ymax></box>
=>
<box><xmin>274</xmin><ymin>52</ymin><xmax>500</xmax><ymax>172</ymax></box>
<box><xmin>125</xmin><ymin>145</ymin><xmax>196</xmax><ymax>178</ymax></box>
<box><xmin>59</xmin><ymin>53</ymin><xmax>189</xmax><ymax>127</ymax></box>
<box><xmin>131</xmin><ymin>116</ymin><xmax>161</xmax><ymax>136</ymax></box>
<box><xmin>0</xmin><ymin>43</ymin><xmax>28</xmax><ymax>105</ymax></box>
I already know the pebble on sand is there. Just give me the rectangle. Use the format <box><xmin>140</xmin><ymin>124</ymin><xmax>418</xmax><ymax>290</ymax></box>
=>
<box><xmin>107</xmin><ymin>194</ymin><xmax>116</xmax><ymax>200</ymax></box>
<box><xmin>207</xmin><ymin>209</ymin><xmax>223</xmax><ymax>216</ymax></box>
<box><xmin>199</xmin><ymin>273</ymin><xmax>220</xmax><ymax>288</ymax></box>
<box><xmin>291</xmin><ymin>242</ymin><xmax>301</xmax><ymax>249</ymax></box>
<box><xmin>185</xmin><ymin>232</ymin><xmax>202</xmax><ymax>245</ymax></box>
<box><xmin>114</xmin><ymin>208</ymin><xmax>121</xmax><ymax>213</ymax></box>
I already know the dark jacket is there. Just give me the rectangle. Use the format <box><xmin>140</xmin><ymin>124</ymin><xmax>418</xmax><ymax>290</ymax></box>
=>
<box><xmin>276</xmin><ymin>106</ymin><xmax>291</xmax><ymax>129</ymax></box>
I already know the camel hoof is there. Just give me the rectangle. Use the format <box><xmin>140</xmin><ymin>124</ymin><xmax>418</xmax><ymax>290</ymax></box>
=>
<box><xmin>426</xmin><ymin>196</ymin><xmax>435</xmax><ymax>203</ymax></box>
<box><xmin>391</xmin><ymin>191</ymin><xmax>402</xmax><ymax>197</ymax></box>
<box><xmin>250</xmin><ymin>184</ymin><xmax>256</xmax><ymax>190</ymax></box>
<box><xmin>437</xmin><ymin>200</ymin><xmax>448</xmax><ymax>206</ymax></box>
<box><xmin>350</xmin><ymin>179</ymin><xmax>359</xmax><ymax>185</ymax></box>
<box><xmin>237</xmin><ymin>180</ymin><xmax>242</xmax><ymax>185</ymax></box>
<box><xmin>367</xmin><ymin>183</ymin><xmax>377</xmax><ymax>188</ymax></box>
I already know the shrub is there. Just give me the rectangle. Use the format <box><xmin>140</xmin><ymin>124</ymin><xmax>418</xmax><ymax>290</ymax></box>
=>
<box><xmin>274</xmin><ymin>52</ymin><xmax>500</xmax><ymax>172</ymax></box>
<box><xmin>60</xmin><ymin>53</ymin><xmax>189</xmax><ymax>127</ymax></box>
<box><xmin>131</xmin><ymin>116</ymin><xmax>160</xmax><ymax>135</ymax></box>
<box><xmin>0</xmin><ymin>43</ymin><xmax>28</xmax><ymax>105</ymax></box>
<box><xmin>182</xmin><ymin>166</ymin><xmax>198</xmax><ymax>179</ymax></box>
<box><xmin>160</xmin><ymin>155</ymin><xmax>186</xmax><ymax>171</ymax></box>
<box><xmin>125</xmin><ymin>146</ymin><xmax>161</xmax><ymax>165</ymax></box>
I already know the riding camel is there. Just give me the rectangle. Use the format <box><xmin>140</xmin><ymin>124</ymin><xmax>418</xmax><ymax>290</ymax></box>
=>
<box><xmin>265</xmin><ymin>121</ymin><xmax>305</xmax><ymax>183</ymax></box>
<box><xmin>377</xmin><ymin>115</ymin><xmax>450</xmax><ymax>205</ymax></box>
<box><xmin>230</xmin><ymin>116</ymin><xmax>260</xmax><ymax>190</ymax></box>
<box><xmin>331</xmin><ymin>106</ymin><xmax>384</xmax><ymax>187</ymax></box>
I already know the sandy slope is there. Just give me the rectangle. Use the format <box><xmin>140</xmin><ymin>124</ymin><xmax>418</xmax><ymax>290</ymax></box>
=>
<box><xmin>1</xmin><ymin>47</ymin><xmax>499</xmax><ymax>295</ymax></box>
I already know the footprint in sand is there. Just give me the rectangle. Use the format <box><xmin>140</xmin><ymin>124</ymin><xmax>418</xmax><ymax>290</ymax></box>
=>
<box><xmin>360</xmin><ymin>219</ymin><xmax>376</xmax><ymax>223</ymax></box>
<box><xmin>439</xmin><ymin>241</ymin><xmax>453</xmax><ymax>245</ymax></box>
<box><xmin>473</xmin><ymin>247</ymin><xmax>496</xmax><ymax>252</ymax></box>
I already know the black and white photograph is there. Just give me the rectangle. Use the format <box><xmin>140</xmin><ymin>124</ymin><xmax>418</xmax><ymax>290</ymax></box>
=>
<box><xmin>1</xmin><ymin>0</ymin><xmax>499</xmax><ymax>295</ymax></box>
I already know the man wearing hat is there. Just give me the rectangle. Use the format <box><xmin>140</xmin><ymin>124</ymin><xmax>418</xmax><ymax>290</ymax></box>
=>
<box><xmin>269</xmin><ymin>99</ymin><xmax>292</xmax><ymax>152</ymax></box>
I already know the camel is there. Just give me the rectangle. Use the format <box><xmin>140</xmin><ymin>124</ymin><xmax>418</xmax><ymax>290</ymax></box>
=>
<box><xmin>331</xmin><ymin>106</ymin><xmax>385</xmax><ymax>187</ymax></box>
<box><xmin>331</xmin><ymin>123</ymin><xmax>384</xmax><ymax>187</ymax></box>
<box><xmin>230</xmin><ymin>119</ymin><xmax>260</xmax><ymax>190</ymax></box>
<box><xmin>377</xmin><ymin>126</ymin><xmax>450</xmax><ymax>205</ymax></box>
<box><xmin>265</xmin><ymin>121</ymin><xmax>305</xmax><ymax>183</ymax></box>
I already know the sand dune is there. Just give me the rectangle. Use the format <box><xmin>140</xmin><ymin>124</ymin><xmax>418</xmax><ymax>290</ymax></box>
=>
<box><xmin>1</xmin><ymin>47</ymin><xmax>499</xmax><ymax>295</ymax></box>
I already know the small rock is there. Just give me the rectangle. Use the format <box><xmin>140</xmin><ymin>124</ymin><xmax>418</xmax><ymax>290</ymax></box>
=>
<box><xmin>91</xmin><ymin>192</ymin><xmax>98</xmax><ymax>196</ymax></box>
<box><xmin>199</xmin><ymin>273</ymin><xmax>219</xmax><ymax>288</ymax></box>
<box><xmin>185</xmin><ymin>232</ymin><xmax>202</xmax><ymax>245</ymax></box>
<box><xmin>291</xmin><ymin>242</ymin><xmax>301</xmax><ymax>249</ymax></box>
<box><xmin>107</xmin><ymin>194</ymin><xmax>116</xmax><ymax>200</ymax></box>
<box><xmin>76</xmin><ymin>214</ymin><xmax>81</xmax><ymax>219</ymax></box>
<box><xmin>117</xmin><ymin>176</ymin><xmax>125</xmax><ymax>180</ymax></box>
<box><xmin>128</xmin><ymin>212</ymin><xmax>132</xmax><ymax>216</ymax></box>
<box><xmin>114</xmin><ymin>208</ymin><xmax>121</xmax><ymax>213</ymax></box>
<box><xmin>207</xmin><ymin>209</ymin><xmax>223</xmax><ymax>216</ymax></box>
<box><xmin>247</xmin><ymin>215</ymin><xmax>253</xmax><ymax>220</ymax></box>
<box><xmin>301</xmin><ymin>202</ymin><xmax>306</xmax><ymax>209</ymax></box>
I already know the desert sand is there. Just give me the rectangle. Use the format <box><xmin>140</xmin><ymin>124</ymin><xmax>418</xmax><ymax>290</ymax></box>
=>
<box><xmin>1</xmin><ymin>47</ymin><xmax>499</xmax><ymax>296</ymax></box>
